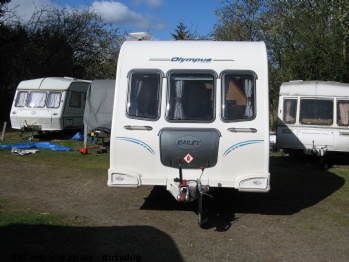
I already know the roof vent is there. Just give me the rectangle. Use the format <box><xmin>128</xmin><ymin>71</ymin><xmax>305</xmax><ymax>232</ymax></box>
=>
<box><xmin>129</xmin><ymin>32</ymin><xmax>152</xmax><ymax>41</ymax></box>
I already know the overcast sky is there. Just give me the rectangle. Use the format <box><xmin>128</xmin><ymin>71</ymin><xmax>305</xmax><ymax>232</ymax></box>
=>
<box><xmin>4</xmin><ymin>0</ymin><xmax>220</xmax><ymax>40</ymax></box>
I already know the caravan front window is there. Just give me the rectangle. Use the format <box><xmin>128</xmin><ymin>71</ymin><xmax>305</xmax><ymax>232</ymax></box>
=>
<box><xmin>300</xmin><ymin>99</ymin><xmax>333</xmax><ymax>125</ymax></box>
<box><xmin>337</xmin><ymin>100</ymin><xmax>349</xmax><ymax>126</ymax></box>
<box><xmin>166</xmin><ymin>72</ymin><xmax>215</xmax><ymax>122</ymax></box>
<box><xmin>27</xmin><ymin>91</ymin><xmax>46</xmax><ymax>108</ymax></box>
<box><xmin>222</xmin><ymin>72</ymin><xmax>255</xmax><ymax>121</ymax></box>
<box><xmin>15</xmin><ymin>91</ymin><xmax>28</xmax><ymax>107</ymax></box>
<box><xmin>47</xmin><ymin>92</ymin><xmax>62</xmax><ymax>108</ymax></box>
<box><xmin>127</xmin><ymin>72</ymin><xmax>161</xmax><ymax>120</ymax></box>
<box><xmin>283</xmin><ymin>99</ymin><xmax>297</xmax><ymax>124</ymax></box>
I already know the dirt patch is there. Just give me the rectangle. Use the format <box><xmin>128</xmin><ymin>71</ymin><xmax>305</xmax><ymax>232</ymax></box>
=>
<box><xmin>1</xmin><ymin>154</ymin><xmax>349</xmax><ymax>262</ymax></box>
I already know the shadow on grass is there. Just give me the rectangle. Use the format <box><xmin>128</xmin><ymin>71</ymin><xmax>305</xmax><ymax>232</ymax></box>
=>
<box><xmin>0</xmin><ymin>225</ymin><xmax>183</xmax><ymax>262</ymax></box>
<box><xmin>141</xmin><ymin>155</ymin><xmax>346</xmax><ymax>230</ymax></box>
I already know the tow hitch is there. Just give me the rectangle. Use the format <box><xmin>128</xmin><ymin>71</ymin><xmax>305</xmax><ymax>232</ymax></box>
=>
<box><xmin>172</xmin><ymin>158</ymin><xmax>211</xmax><ymax>226</ymax></box>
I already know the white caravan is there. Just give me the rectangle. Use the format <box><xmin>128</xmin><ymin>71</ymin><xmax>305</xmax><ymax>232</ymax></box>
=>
<box><xmin>108</xmin><ymin>40</ymin><xmax>270</xmax><ymax>225</ymax></box>
<box><xmin>10</xmin><ymin>77</ymin><xmax>91</xmax><ymax>133</ymax></box>
<box><xmin>276</xmin><ymin>80</ymin><xmax>349</xmax><ymax>166</ymax></box>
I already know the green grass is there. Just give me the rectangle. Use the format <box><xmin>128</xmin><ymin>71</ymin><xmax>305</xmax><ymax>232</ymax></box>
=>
<box><xmin>0</xmin><ymin>129</ymin><xmax>109</xmax><ymax>170</ymax></box>
<box><xmin>0</xmin><ymin>200</ymin><xmax>71</xmax><ymax>227</ymax></box>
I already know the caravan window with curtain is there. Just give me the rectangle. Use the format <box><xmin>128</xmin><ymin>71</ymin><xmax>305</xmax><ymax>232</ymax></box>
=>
<box><xmin>337</xmin><ymin>100</ymin><xmax>349</xmax><ymax>126</ymax></box>
<box><xmin>166</xmin><ymin>72</ymin><xmax>215</xmax><ymax>122</ymax></box>
<box><xmin>300</xmin><ymin>99</ymin><xmax>333</xmax><ymax>125</ymax></box>
<box><xmin>27</xmin><ymin>91</ymin><xmax>46</xmax><ymax>108</ymax></box>
<box><xmin>47</xmin><ymin>92</ymin><xmax>62</xmax><ymax>108</ymax></box>
<box><xmin>283</xmin><ymin>99</ymin><xmax>297</xmax><ymax>124</ymax></box>
<box><xmin>127</xmin><ymin>72</ymin><xmax>161</xmax><ymax>120</ymax></box>
<box><xmin>15</xmin><ymin>91</ymin><xmax>28</xmax><ymax>107</ymax></box>
<box><xmin>222</xmin><ymin>72</ymin><xmax>256</xmax><ymax>121</ymax></box>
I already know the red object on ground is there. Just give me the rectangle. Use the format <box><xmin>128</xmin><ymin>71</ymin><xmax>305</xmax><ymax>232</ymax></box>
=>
<box><xmin>80</xmin><ymin>148</ymin><xmax>88</xmax><ymax>154</ymax></box>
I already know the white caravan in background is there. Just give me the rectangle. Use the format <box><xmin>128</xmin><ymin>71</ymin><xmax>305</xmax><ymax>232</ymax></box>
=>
<box><xmin>276</xmin><ymin>80</ymin><xmax>349</xmax><ymax>167</ymax></box>
<box><xmin>108</xmin><ymin>40</ymin><xmax>270</xmax><ymax>225</ymax></box>
<box><xmin>10</xmin><ymin>77</ymin><xmax>91</xmax><ymax>133</ymax></box>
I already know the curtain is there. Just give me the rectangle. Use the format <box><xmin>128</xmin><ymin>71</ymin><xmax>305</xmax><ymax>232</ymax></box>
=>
<box><xmin>28</xmin><ymin>92</ymin><xmax>46</xmax><ymax>108</ymax></box>
<box><xmin>339</xmin><ymin>102</ymin><xmax>349</xmax><ymax>125</ymax></box>
<box><xmin>174</xmin><ymin>80</ymin><xmax>184</xmax><ymax>119</ymax></box>
<box><xmin>244</xmin><ymin>79</ymin><xmax>253</xmax><ymax>117</ymax></box>
<box><xmin>47</xmin><ymin>92</ymin><xmax>61</xmax><ymax>108</ymax></box>
<box><xmin>134</xmin><ymin>79</ymin><xmax>143</xmax><ymax>116</ymax></box>
<box><xmin>284</xmin><ymin>100</ymin><xmax>295</xmax><ymax>123</ymax></box>
<box><xmin>15</xmin><ymin>92</ymin><xmax>28</xmax><ymax>107</ymax></box>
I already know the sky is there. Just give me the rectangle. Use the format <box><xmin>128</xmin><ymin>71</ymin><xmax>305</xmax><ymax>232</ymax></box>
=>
<box><xmin>5</xmin><ymin>0</ymin><xmax>223</xmax><ymax>40</ymax></box>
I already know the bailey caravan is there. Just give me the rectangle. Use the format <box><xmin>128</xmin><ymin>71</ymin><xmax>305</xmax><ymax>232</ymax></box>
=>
<box><xmin>10</xmin><ymin>77</ymin><xmax>91</xmax><ymax>133</ymax></box>
<box><xmin>276</xmin><ymin>80</ymin><xmax>349</xmax><ymax>167</ymax></box>
<box><xmin>108</xmin><ymin>40</ymin><xmax>270</xmax><ymax>225</ymax></box>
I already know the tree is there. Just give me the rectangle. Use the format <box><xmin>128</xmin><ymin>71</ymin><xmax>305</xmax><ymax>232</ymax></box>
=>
<box><xmin>24</xmin><ymin>6</ymin><xmax>125</xmax><ymax>79</ymax></box>
<box><xmin>211</xmin><ymin>0</ymin><xmax>349</xmax><ymax>129</ymax></box>
<box><xmin>0</xmin><ymin>0</ymin><xmax>10</xmax><ymax>17</ymax></box>
<box><xmin>171</xmin><ymin>21</ymin><xmax>194</xmax><ymax>40</ymax></box>
<box><xmin>212</xmin><ymin>0</ymin><xmax>266</xmax><ymax>41</ymax></box>
<box><xmin>0</xmin><ymin>4</ymin><xmax>125</xmax><ymax>123</ymax></box>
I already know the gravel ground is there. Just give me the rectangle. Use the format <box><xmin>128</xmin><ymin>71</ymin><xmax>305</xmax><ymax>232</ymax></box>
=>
<box><xmin>1</xmin><ymin>154</ymin><xmax>349</xmax><ymax>262</ymax></box>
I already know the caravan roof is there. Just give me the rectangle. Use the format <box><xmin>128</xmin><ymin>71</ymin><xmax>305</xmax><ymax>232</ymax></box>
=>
<box><xmin>280</xmin><ymin>80</ymin><xmax>349</xmax><ymax>97</ymax></box>
<box><xmin>16</xmin><ymin>77</ymin><xmax>91</xmax><ymax>91</ymax></box>
<box><xmin>118</xmin><ymin>40</ymin><xmax>267</xmax><ymax>73</ymax></box>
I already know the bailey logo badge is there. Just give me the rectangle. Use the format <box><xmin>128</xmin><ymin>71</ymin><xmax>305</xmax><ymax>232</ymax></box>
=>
<box><xmin>176</xmin><ymin>136</ymin><xmax>202</xmax><ymax>149</ymax></box>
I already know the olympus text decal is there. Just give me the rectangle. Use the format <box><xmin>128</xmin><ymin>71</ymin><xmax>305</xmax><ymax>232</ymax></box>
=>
<box><xmin>149</xmin><ymin>58</ymin><xmax>234</xmax><ymax>62</ymax></box>
<box><xmin>171</xmin><ymin>57</ymin><xmax>212</xmax><ymax>63</ymax></box>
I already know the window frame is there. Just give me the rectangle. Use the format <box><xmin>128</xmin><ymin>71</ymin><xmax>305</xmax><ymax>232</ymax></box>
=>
<box><xmin>165</xmin><ymin>70</ymin><xmax>217</xmax><ymax>123</ymax></box>
<box><xmin>46</xmin><ymin>92</ymin><xmax>62</xmax><ymax>109</ymax></box>
<box><xmin>14</xmin><ymin>91</ymin><xmax>28</xmax><ymax>107</ymax></box>
<box><xmin>299</xmin><ymin>98</ymin><xmax>333</xmax><ymax>126</ymax></box>
<box><xmin>126</xmin><ymin>70</ymin><xmax>163</xmax><ymax>121</ymax></box>
<box><xmin>337</xmin><ymin>99</ymin><xmax>349</xmax><ymax>126</ymax></box>
<box><xmin>283</xmin><ymin>98</ymin><xmax>297</xmax><ymax>124</ymax></box>
<box><xmin>220</xmin><ymin>70</ymin><xmax>257</xmax><ymax>123</ymax></box>
<box><xmin>27</xmin><ymin>91</ymin><xmax>47</xmax><ymax>108</ymax></box>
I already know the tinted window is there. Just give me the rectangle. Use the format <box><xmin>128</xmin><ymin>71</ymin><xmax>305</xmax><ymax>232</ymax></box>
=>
<box><xmin>166</xmin><ymin>73</ymin><xmax>214</xmax><ymax>122</ymax></box>
<box><xmin>127</xmin><ymin>72</ymin><xmax>161</xmax><ymax>120</ymax></box>
<box><xmin>222</xmin><ymin>73</ymin><xmax>255</xmax><ymax>121</ymax></box>
<box><xmin>300</xmin><ymin>99</ymin><xmax>333</xmax><ymax>125</ymax></box>
<box><xmin>69</xmin><ymin>92</ymin><xmax>81</xmax><ymax>108</ymax></box>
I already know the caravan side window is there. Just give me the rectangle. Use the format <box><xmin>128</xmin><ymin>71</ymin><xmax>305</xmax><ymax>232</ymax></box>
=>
<box><xmin>15</xmin><ymin>91</ymin><xmax>28</xmax><ymax>107</ymax></box>
<box><xmin>166</xmin><ymin>72</ymin><xmax>215</xmax><ymax>122</ymax></box>
<box><xmin>283</xmin><ymin>99</ymin><xmax>297</xmax><ymax>124</ymax></box>
<box><xmin>127</xmin><ymin>72</ymin><xmax>161</xmax><ymax>120</ymax></box>
<box><xmin>222</xmin><ymin>72</ymin><xmax>255</xmax><ymax>121</ymax></box>
<box><xmin>27</xmin><ymin>91</ymin><xmax>46</xmax><ymax>108</ymax></box>
<box><xmin>69</xmin><ymin>92</ymin><xmax>82</xmax><ymax>108</ymax></box>
<box><xmin>300</xmin><ymin>99</ymin><xmax>333</xmax><ymax>125</ymax></box>
<box><xmin>47</xmin><ymin>92</ymin><xmax>62</xmax><ymax>108</ymax></box>
<box><xmin>337</xmin><ymin>100</ymin><xmax>349</xmax><ymax>126</ymax></box>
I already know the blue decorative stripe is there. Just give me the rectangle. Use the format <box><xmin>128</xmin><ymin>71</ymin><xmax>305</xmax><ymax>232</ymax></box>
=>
<box><xmin>223</xmin><ymin>140</ymin><xmax>264</xmax><ymax>156</ymax></box>
<box><xmin>116</xmin><ymin>137</ymin><xmax>155</xmax><ymax>155</ymax></box>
